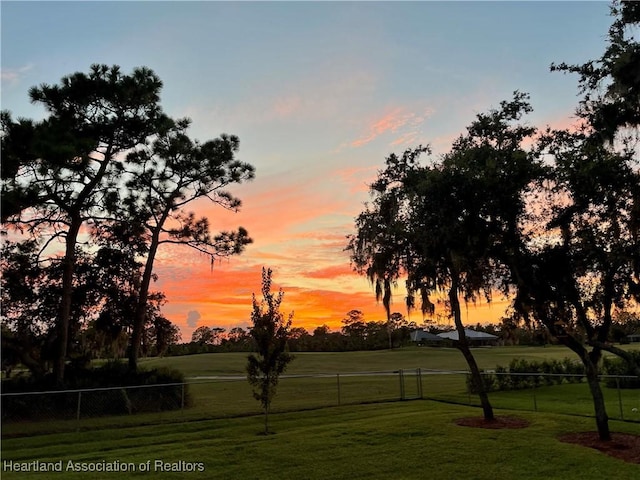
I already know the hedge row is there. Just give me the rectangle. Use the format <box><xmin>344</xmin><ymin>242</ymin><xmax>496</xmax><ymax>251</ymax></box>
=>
<box><xmin>467</xmin><ymin>353</ymin><xmax>640</xmax><ymax>393</ymax></box>
<box><xmin>1</xmin><ymin>361</ymin><xmax>191</xmax><ymax>422</ymax></box>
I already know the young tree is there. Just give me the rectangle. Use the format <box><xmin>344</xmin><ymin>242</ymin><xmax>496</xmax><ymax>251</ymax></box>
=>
<box><xmin>1</xmin><ymin>65</ymin><xmax>166</xmax><ymax>383</ymax></box>
<box><xmin>120</xmin><ymin>118</ymin><xmax>254</xmax><ymax>370</ymax></box>
<box><xmin>246</xmin><ymin>268</ymin><xmax>294</xmax><ymax>434</ymax></box>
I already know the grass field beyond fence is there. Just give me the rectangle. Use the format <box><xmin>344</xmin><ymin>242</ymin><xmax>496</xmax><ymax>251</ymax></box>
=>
<box><xmin>2</xmin><ymin>346</ymin><xmax>639</xmax><ymax>438</ymax></box>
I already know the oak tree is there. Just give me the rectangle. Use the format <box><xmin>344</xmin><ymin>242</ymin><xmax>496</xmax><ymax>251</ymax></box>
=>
<box><xmin>349</xmin><ymin>93</ymin><xmax>540</xmax><ymax>420</ymax></box>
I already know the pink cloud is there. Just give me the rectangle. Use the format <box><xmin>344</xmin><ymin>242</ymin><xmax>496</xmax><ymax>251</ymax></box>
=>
<box><xmin>1</xmin><ymin>63</ymin><xmax>34</xmax><ymax>85</ymax></box>
<box><xmin>351</xmin><ymin>107</ymin><xmax>433</xmax><ymax>148</ymax></box>
<box><xmin>332</xmin><ymin>165</ymin><xmax>379</xmax><ymax>194</ymax></box>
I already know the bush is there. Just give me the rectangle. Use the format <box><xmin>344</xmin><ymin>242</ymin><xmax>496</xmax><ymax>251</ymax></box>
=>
<box><xmin>469</xmin><ymin>357</ymin><xmax>587</xmax><ymax>394</ymax></box>
<box><xmin>1</xmin><ymin>362</ymin><xmax>191</xmax><ymax>422</ymax></box>
<box><xmin>602</xmin><ymin>351</ymin><xmax>640</xmax><ymax>389</ymax></box>
<box><xmin>466</xmin><ymin>370</ymin><xmax>498</xmax><ymax>394</ymax></box>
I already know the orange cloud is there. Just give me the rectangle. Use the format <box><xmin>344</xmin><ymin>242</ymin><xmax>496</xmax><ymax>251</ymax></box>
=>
<box><xmin>332</xmin><ymin>165</ymin><xmax>379</xmax><ymax>194</ymax></box>
<box><xmin>150</xmin><ymin>138</ymin><xmax>514</xmax><ymax>341</ymax></box>
<box><xmin>303</xmin><ymin>264</ymin><xmax>355</xmax><ymax>280</ymax></box>
<box><xmin>159</xmin><ymin>246</ymin><xmax>512</xmax><ymax>339</ymax></box>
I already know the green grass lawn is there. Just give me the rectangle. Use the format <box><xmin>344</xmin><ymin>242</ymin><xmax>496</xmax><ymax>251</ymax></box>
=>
<box><xmin>3</xmin><ymin>346</ymin><xmax>639</xmax><ymax>478</ymax></box>
<box><xmin>2</xmin><ymin>401</ymin><xmax>639</xmax><ymax>480</ymax></box>
<box><xmin>3</xmin><ymin>346</ymin><xmax>639</xmax><ymax>438</ymax></box>
<box><xmin>137</xmin><ymin>345</ymin><xmax>609</xmax><ymax>377</ymax></box>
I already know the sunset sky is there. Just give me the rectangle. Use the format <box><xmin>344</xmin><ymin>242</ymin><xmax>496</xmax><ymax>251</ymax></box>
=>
<box><xmin>1</xmin><ymin>1</ymin><xmax>614</xmax><ymax>340</ymax></box>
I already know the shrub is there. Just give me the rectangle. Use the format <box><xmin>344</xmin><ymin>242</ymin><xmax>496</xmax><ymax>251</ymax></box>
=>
<box><xmin>466</xmin><ymin>370</ymin><xmax>498</xmax><ymax>394</ymax></box>
<box><xmin>1</xmin><ymin>362</ymin><xmax>190</xmax><ymax>422</ymax></box>
<box><xmin>494</xmin><ymin>365</ymin><xmax>512</xmax><ymax>391</ymax></box>
<box><xmin>602</xmin><ymin>351</ymin><xmax>640</xmax><ymax>389</ymax></box>
<box><xmin>473</xmin><ymin>357</ymin><xmax>587</xmax><ymax>393</ymax></box>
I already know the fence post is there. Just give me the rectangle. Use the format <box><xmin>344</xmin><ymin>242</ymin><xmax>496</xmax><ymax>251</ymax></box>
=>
<box><xmin>181</xmin><ymin>383</ymin><xmax>185</xmax><ymax>411</ymax></box>
<box><xmin>76</xmin><ymin>391</ymin><xmax>82</xmax><ymax>431</ymax></box>
<box><xmin>336</xmin><ymin>374</ymin><xmax>341</xmax><ymax>406</ymax></box>
<box><xmin>399</xmin><ymin>369</ymin><xmax>405</xmax><ymax>400</ymax></box>
<box><xmin>616</xmin><ymin>378</ymin><xmax>624</xmax><ymax>420</ymax></box>
<box><xmin>532</xmin><ymin>377</ymin><xmax>538</xmax><ymax>412</ymax></box>
<box><xmin>417</xmin><ymin>368</ymin><xmax>423</xmax><ymax>399</ymax></box>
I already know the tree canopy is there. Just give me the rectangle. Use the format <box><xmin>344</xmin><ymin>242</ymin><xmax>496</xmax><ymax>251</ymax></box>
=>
<box><xmin>348</xmin><ymin>93</ymin><xmax>541</xmax><ymax>420</ymax></box>
<box><xmin>1</xmin><ymin>64</ymin><xmax>253</xmax><ymax>382</ymax></box>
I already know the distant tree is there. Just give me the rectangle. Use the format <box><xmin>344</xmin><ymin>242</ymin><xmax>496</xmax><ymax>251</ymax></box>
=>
<box><xmin>341</xmin><ymin>309</ymin><xmax>367</xmax><ymax>349</ymax></box>
<box><xmin>191</xmin><ymin>326</ymin><xmax>214</xmax><ymax>345</ymax></box>
<box><xmin>1</xmin><ymin>64</ymin><xmax>166</xmax><ymax>383</ymax></box>
<box><xmin>246</xmin><ymin>268</ymin><xmax>294</xmax><ymax>434</ymax></box>
<box><xmin>148</xmin><ymin>317</ymin><xmax>181</xmax><ymax>356</ymax></box>
<box><xmin>1</xmin><ymin>241</ymin><xmax>54</xmax><ymax>378</ymax></box>
<box><xmin>387</xmin><ymin>312</ymin><xmax>407</xmax><ymax>349</ymax></box>
<box><xmin>611</xmin><ymin>311</ymin><xmax>640</xmax><ymax>342</ymax></box>
<box><xmin>363</xmin><ymin>321</ymin><xmax>389</xmax><ymax>350</ymax></box>
<box><xmin>0</xmin><ymin>238</ymin><xmax>171</xmax><ymax>369</ymax></box>
<box><xmin>309</xmin><ymin>325</ymin><xmax>336</xmax><ymax>351</ymax></box>
<box><xmin>313</xmin><ymin>325</ymin><xmax>331</xmax><ymax>336</ymax></box>
<box><xmin>228</xmin><ymin>326</ymin><xmax>249</xmax><ymax>342</ymax></box>
<box><xmin>222</xmin><ymin>327</ymin><xmax>251</xmax><ymax>351</ymax></box>
<box><xmin>288</xmin><ymin>327</ymin><xmax>312</xmax><ymax>351</ymax></box>
<box><xmin>211</xmin><ymin>327</ymin><xmax>227</xmax><ymax>345</ymax></box>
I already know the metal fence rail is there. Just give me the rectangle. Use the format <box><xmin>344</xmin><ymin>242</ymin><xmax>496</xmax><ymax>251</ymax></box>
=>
<box><xmin>2</xmin><ymin>370</ymin><xmax>638</xmax><ymax>437</ymax></box>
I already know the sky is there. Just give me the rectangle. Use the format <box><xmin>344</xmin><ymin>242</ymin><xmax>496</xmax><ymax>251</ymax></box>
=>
<box><xmin>1</xmin><ymin>1</ymin><xmax>615</xmax><ymax>340</ymax></box>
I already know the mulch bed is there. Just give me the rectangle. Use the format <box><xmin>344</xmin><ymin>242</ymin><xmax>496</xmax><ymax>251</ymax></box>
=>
<box><xmin>454</xmin><ymin>416</ymin><xmax>530</xmax><ymax>429</ymax></box>
<box><xmin>454</xmin><ymin>416</ymin><xmax>640</xmax><ymax>464</ymax></box>
<box><xmin>558</xmin><ymin>432</ymin><xmax>640</xmax><ymax>464</ymax></box>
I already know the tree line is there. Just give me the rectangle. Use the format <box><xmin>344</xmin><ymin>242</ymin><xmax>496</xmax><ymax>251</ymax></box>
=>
<box><xmin>166</xmin><ymin>309</ymin><xmax>639</xmax><ymax>356</ymax></box>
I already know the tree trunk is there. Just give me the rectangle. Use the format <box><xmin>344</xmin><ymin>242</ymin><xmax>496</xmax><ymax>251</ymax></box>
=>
<box><xmin>584</xmin><ymin>354</ymin><xmax>611</xmax><ymax>441</ymax></box>
<box><xmin>448</xmin><ymin>279</ymin><xmax>494</xmax><ymax>421</ymax></box>
<box><xmin>128</xmin><ymin>235</ymin><xmax>159</xmax><ymax>371</ymax></box>
<box><xmin>128</xmin><ymin>204</ymin><xmax>171</xmax><ymax>371</ymax></box>
<box><xmin>554</xmin><ymin>333</ymin><xmax>612</xmax><ymax>442</ymax></box>
<box><xmin>54</xmin><ymin>215</ymin><xmax>82</xmax><ymax>385</ymax></box>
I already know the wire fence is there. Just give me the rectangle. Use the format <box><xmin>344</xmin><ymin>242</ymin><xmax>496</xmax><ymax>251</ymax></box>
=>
<box><xmin>2</xmin><ymin>370</ymin><xmax>639</xmax><ymax>437</ymax></box>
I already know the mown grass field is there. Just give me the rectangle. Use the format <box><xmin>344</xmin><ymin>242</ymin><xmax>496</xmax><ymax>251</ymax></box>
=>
<box><xmin>2</xmin><ymin>345</ymin><xmax>639</xmax><ymax>479</ymax></box>
<box><xmin>3</xmin><ymin>346</ymin><xmax>640</xmax><ymax>435</ymax></box>
<box><xmin>3</xmin><ymin>401</ymin><xmax>640</xmax><ymax>480</ymax></box>
<box><xmin>137</xmin><ymin>345</ymin><xmax>608</xmax><ymax>377</ymax></box>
